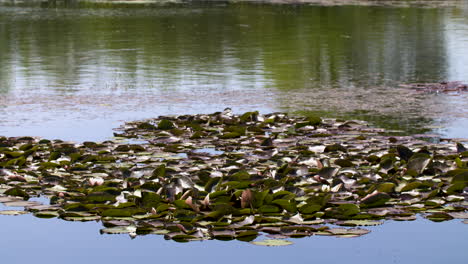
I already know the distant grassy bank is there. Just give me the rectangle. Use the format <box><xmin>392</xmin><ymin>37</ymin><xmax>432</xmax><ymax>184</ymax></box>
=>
<box><xmin>1</xmin><ymin>0</ymin><xmax>466</xmax><ymax>7</ymax></box>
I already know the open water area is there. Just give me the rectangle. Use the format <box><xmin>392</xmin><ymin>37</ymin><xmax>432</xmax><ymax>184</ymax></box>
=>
<box><xmin>0</xmin><ymin>1</ymin><xmax>467</xmax><ymax>263</ymax></box>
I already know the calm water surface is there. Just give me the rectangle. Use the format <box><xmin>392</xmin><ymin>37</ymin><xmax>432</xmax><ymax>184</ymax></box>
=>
<box><xmin>0</xmin><ymin>2</ymin><xmax>467</xmax><ymax>263</ymax></box>
<box><xmin>0</xmin><ymin>2</ymin><xmax>467</xmax><ymax>141</ymax></box>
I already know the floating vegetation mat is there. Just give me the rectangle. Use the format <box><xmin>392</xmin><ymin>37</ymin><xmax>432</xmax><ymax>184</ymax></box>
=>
<box><xmin>400</xmin><ymin>81</ymin><xmax>468</xmax><ymax>94</ymax></box>
<box><xmin>0</xmin><ymin>109</ymin><xmax>467</xmax><ymax>243</ymax></box>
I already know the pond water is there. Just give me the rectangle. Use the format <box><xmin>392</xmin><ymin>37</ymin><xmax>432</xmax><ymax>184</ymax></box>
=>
<box><xmin>0</xmin><ymin>211</ymin><xmax>466</xmax><ymax>264</ymax></box>
<box><xmin>0</xmin><ymin>1</ymin><xmax>467</xmax><ymax>262</ymax></box>
<box><xmin>1</xmin><ymin>2</ymin><xmax>468</xmax><ymax>142</ymax></box>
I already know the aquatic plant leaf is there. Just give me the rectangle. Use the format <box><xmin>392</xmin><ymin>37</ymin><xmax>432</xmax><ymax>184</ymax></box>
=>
<box><xmin>34</xmin><ymin>211</ymin><xmax>59</xmax><ymax>218</ymax></box>
<box><xmin>447</xmin><ymin>212</ymin><xmax>468</xmax><ymax>219</ymax></box>
<box><xmin>141</xmin><ymin>192</ymin><xmax>161</xmax><ymax>208</ymax></box>
<box><xmin>63</xmin><ymin>216</ymin><xmax>101</xmax><ymax>222</ymax></box>
<box><xmin>158</xmin><ymin>120</ymin><xmax>175</xmax><ymax>130</ymax></box>
<box><xmin>450</xmin><ymin>170</ymin><xmax>468</xmax><ymax>184</ymax></box>
<box><xmin>324</xmin><ymin>144</ymin><xmax>346</xmax><ymax>152</ymax></box>
<box><xmin>401</xmin><ymin>181</ymin><xmax>423</xmax><ymax>192</ymax></box>
<box><xmin>319</xmin><ymin>167</ymin><xmax>339</xmax><ymax>178</ymax></box>
<box><xmin>86</xmin><ymin>192</ymin><xmax>116</xmax><ymax>203</ymax></box>
<box><xmin>335</xmin><ymin>159</ymin><xmax>354</xmax><ymax>168</ymax></box>
<box><xmin>360</xmin><ymin>192</ymin><xmax>390</xmax><ymax>208</ymax></box>
<box><xmin>4</xmin><ymin>188</ymin><xmax>30</xmax><ymax>200</ymax></box>
<box><xmin>425</xmin><ymin>212</ymin><xmax>454</xmax><ymax>222</ymax></box>
<box><xmin>326</xmin><ymin>203</ymin><xmax>360</xmax><ymax>219</ymax></box>
<box><xmin>211</xmin><ymin>230</ymin><xmax>235</xmax><ymax>240</ymax></box>
<box><xmin>185</xmin><ymin>196</ymin><xmax>200</xmax><ymax>212</ymax></box>
<box><xmin>377</xmin><ymin>182</ymin><xmax>396</xmax><ymax>193</ymax></box>
<box><xmin>101</xmin><ymin>225</ymin><xmax>137</xmax><ymax>235</ymax></box>
<box><xmin>236</xmin><ymin>230</ymin><xmax>258</xmax><ymax>241</ymax></box>
<box><xmin>271</xmin><ymin>199</ymin><xmax>297</xmax><ymax>213</ymax></box>
<box><xmin>152</xmin><ymin>164</ymin><xmax>166</xmax><ymax>178</ymax></box>
<box><xmin>0</xmin><ymin>210</ymin><xmax>28</xmax><ymax>215</ymax></box>
<box><xmin>251</xmin><ymin>239</ymin><xmax>293</xmax><ymax>247</ymax></box>
<box><xmin>456</xmin><ymin>143</ymin><xmax>467</xmax><ymax>153</ymax></box>
<box><xmin>1</xmin><ymin>110</ymin><xmax>466</xmax><ymax>242</ymax></box>
<box><xmin>325</xmin><ymin>228</ymin><xmax>370</xmax><ymax>237</ymax></box>
<box><xmin>407</xmin><ymin>153</ymin><xmax>431</xmax><ymax>175</ymax></box>
<box><xmin>298</xmin><ymin>203</ymin><xmax>322</xmax><ymax>214</ymax></box>
<box><xmin>397</xmin><ymin>145</ymin><xmax>414</xmax><ymax>162</ymax></box>
<box><xmin>137</xmin><ymin>122</ymin><xmax>157</xmax><ymax>130</ymax></box>
<box><xmin>2</xmin><ymin>200</ymin><xmax>41</xmax><ymax>207</ymax></box>
<box><xmin>336</xmin><ymin>220</ymin><xmax>383</xmax><ymax>227</ymax></box>
<box><xmin>258</xmin><ymin>205</ymin><xmax>281</xmax><ymax>214</ymax></box>
<box><xmin>101</xmin><ymin>208</ymin><xmax>144</xmax><ymax>217</ymax></box>
<box><xmin>230</xmin><ymin>215</ymin><xmax>255</xmax><ymax>228</ymax></box>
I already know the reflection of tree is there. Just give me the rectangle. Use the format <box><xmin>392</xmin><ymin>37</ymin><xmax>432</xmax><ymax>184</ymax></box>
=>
<box><xmin>0</xmin><ymin>13</ymin><xmax>12</xmax><ymax>94</ymax></box>
<box><xmin>259</xmin><ymin>6</ymin><xmax>447</xmax><ymax>88</ymax></box>
<box><xmin>254</xmin><ymin>6</ymin><xmax>449</xmax><ymax>133</ymax></box>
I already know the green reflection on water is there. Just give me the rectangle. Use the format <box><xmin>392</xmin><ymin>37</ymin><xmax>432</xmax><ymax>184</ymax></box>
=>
<box><xmin>0</xmin><ymin>2</ymin><xmax>466</xmax><ymax>137</ymax></box>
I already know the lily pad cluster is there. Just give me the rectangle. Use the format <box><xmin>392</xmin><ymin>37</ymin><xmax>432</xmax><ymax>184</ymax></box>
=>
<box><xmin>0</xmin><ymin>109</ymin><xmax>467</xmax><ymax>243</ymax></box>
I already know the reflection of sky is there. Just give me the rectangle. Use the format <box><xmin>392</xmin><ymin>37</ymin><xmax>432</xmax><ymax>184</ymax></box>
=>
<box><xmin>442</xmin><ymin>13</ymin><xmax>468</xmax><ymax>139</ymax></box>
<box><xmin>0</xmin><ymin>213</ymin><xmax>466</xmax><ymax>264</ymax></box>
<box><xmin>446</xmin><ymin>10</ymin><xmax>468</xmax><ymax>82</ymax></box>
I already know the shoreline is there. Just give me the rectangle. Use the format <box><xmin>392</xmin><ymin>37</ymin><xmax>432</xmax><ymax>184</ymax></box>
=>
<box><xmin>1</xmin><ymin>0</ymin><xmax>466</xmax><ymax>7</ymax></box>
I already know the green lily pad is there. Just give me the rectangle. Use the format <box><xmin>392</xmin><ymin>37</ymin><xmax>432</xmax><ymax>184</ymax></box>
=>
<box><xmin>360</xmin><ymin>192</ymin><xmax>390</xmax><ymax>208</ymax></box>
<box><xmin>33</xmin><ymin>211</ymin><xmax>60</xmax><ymax>218</ymax></box>
<box><xmin>377</xmin><ymin>182</ymin><xmax>396</xmax><ymax>193</ymax></box>
<box><xmin>0</xmin><ymin>110</ymin><xmax>466</xmax><ymax>242</ymax></box>
<box><xmin>336</xmin><ymin>220</ymin><xmax>383</xmax><ymax>227</ymax></box>
<box><xmin>4</xmin><ymin>188</ymin><xmax>30</xmax><ymax>200</ymax></box>
<box><xmin>271</xmin><ymin>199</ymin><xmax>297</xmax><ymax>213</ymax></box>
<box><xmin>100</xmin><ymin>225</ymin><xmax>137</xmax><ymax>235</ymax></box>
<box><xmin>158</xmin><ymin>120</ymin><xmax>175</xmax><ymax>130</ymax></box>
<box><xmin>425</xmin><ymin>212</ymin><xmax>454</xmax><ymax>222</ymax></box>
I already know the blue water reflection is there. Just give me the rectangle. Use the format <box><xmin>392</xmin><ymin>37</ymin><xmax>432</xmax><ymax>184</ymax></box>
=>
<box><xmin>0</xmin><ymin>213</ymin><xmax>466</xmax><ymax>263</ymax></box>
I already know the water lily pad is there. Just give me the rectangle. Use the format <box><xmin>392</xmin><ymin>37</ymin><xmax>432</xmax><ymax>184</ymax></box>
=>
<box><xmin>271</xmin><ymin>199</ymin><xmax>297</xmax><ymax>213</ymax></box>
<box><xmin>3</xmin><ymin>200</ymin><xmax>41</xmax><ymax>207</ymax></box>
<box><xmin>101</xmin><ymin>225</ymin><xmax>137</xmax><ymax>235</ymax></box>
<box><xmin>407</xmin><ymin>153</ymin><xmax>431</xmax><ymax>175</ymax></box>
<box><xmin>251</xmin><ymin>239</ymin><xmax>293</xmax><ymax>247</ymax></box>
<box><xmin>336</xmin><ymin>220</ymin><xmax>383</xmax><ymax>227</ymax></box>
<box><xmin>377</xmin><ymin>182</ymin><xmax>396</xmax><ymax>193</ymax></box>
<box><xmin>33</xmin><ymin>211</ymin><xmax>60</xmax><ymax>218</ymax></box>
<box><xmin>425</xmin><ymin>212</ymin><xmax>454</xmax><ymax>222</ymax></box>
<box><xmin>448</xmin><ymin>212</ymin><xmax>468</xmax><ymax>219</ymax></box>
<box><xmin>4</xmin><ymin>188</ymin><xmax>30</xmax><ymax>200</ymax></box>
<box><xmin>0</xmin><ymin>110</ymin><xmax>466</xmax><ymax>242</ymax></box>
<box><xmin>360</xmin><ymin>192</ymin><xmax>390</xmax><ymax>208</ymax></box>
<box><xmin>325</xmin><ymin>228</ymin><xmax>371</xmax><ymax>238</ymax></box>
<box><xmin>158</xmin><ymin>120</ymin><xmax>175</xmax><ymax>130</ymax></box>
<box><xmin>0</xmin><ymin>210</ymin><xmax>28</xmax><ymax>216</ymax></box>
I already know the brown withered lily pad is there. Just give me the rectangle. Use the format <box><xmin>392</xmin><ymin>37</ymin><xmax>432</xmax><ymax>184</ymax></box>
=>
<box><xmin>0</xmin><ymin>109</ymin><xmax>466</xmax><ymax>243</ymax></box>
